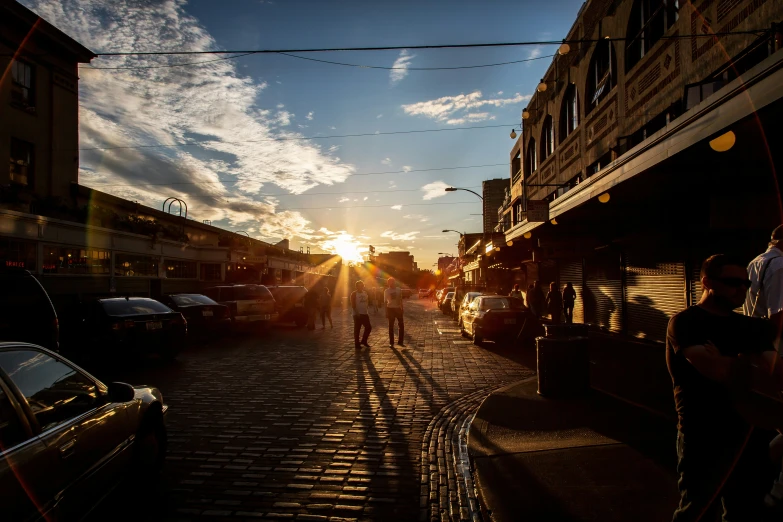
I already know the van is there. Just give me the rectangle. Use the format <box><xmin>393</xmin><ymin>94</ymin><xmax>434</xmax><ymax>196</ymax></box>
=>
<box><xmin>0</xmin><ymin>270</ymin><xmax>59</xmax><ymax>351</ymax></box>
<box><xmin>204</xmin><ymin>284</ymin><xmax>278</xmax><ymax>326</ymax></box>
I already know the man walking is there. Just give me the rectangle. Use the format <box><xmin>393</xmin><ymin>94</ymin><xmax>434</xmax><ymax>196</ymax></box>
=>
<box><xmin>745</xmin><ymin>225</ymin><xmax>783</xmax><ymax>351</ymax></box>
<box><xmin>350</xmin><ymin>280</ymin><xmax>371</xmax><ymax>350</ymax></box>
<box><xmin>546</xmin><ymin>282</ymin><xmax>563</xmax><ymax>324</ymax></box>
<box><xmin>384</xmin><ymin>277</ymin><xmax>405</xmax><ymax>347</ymax></box>
<box><xmin>510</xmin><ymin>284</ymin><xmax>523</xmax><ymax>301</ymax></box>
<box><xmin>528</xmin><ymin>281</ymin><xmax>545</xmax><ymax>318</ymax></box>
<box><xmin>304</xmin><ymin>285</ymin><xmax>319</xmax><ymax>330</ymax></box>
<box><xmin>563</xmin><ymin>282</ymin><xmax>577</xmax><ymax>324</ymax></box>
<box><xmin>668</xmin><ymin>254</ymin><xmax>782</xmax><ymax>521</ymax></box>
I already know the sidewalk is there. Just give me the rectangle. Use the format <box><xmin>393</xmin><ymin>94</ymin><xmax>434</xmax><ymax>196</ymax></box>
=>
<box><xmin>468</xmin><ymin>377</ymin><xmax>680</xmax><ymax>522</ymax></box>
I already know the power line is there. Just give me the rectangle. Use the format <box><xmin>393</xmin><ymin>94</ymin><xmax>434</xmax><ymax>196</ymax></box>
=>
<box><xmin>77</xmin><ymin>124</ymin><xmax>519</xmax><ymax>151</ymax></box>
<box><xmin>272</xmin><ymin>52</ymin><xmax>556</xmax><ymax>70</ymax></box>
<box><xmin>79</xmin><ymin>52</ymin><xmax>260</xmax><ymax>70</ymax></box>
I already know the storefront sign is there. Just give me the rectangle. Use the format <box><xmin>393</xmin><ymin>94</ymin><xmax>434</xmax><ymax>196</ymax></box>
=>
<box><xmin>527</xmin><ymin>200</ymin><xmax>549</xmax><ymax>222</ymax></box>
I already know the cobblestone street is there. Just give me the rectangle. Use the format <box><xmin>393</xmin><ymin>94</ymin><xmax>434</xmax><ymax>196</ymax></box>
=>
<box><xmin>92</xmin><ymin>298</ymin><xmax>533</xmax><ymax>521</ymax></box>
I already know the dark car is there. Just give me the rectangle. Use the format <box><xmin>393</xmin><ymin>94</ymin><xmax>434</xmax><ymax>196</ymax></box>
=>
<box><xmin>460</xmin><ymin>295</ymin><xmax>543</xmax><ymax>346</ymax></box>
<box><xmin>266</xmin><ymin>286</ymin><xmax>308</xmax><ymax>327</ymax></box>
<box><xmin>80</xmin><ymin>297</ymin><xmax>187</xmax><ymax>361</ymax></box>
<box><xmin>162</xmin><ymin>294</ymin><xmax>231</xmax><ymax>336</ymax></box>
<box><xmin>441</xmin><ymin>292</ymin><xmax>455</xmax><ymax>314</ymax></box>
<box><xmin>0</xmin><ymin>342</ymin><xmax>167</xmax><ymax>521</ymax></box>
<box><xmin>203</xmin><ymin>285</ymin><xmax>278</xmax><ymax>327</ymax></box>
<box><xmin>0</xmin><ymin>269</ymin><xmax>59</xmax><ymax>351</ymax></box>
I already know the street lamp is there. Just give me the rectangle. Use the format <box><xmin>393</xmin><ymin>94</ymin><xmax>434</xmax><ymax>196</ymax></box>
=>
<box><xmin>438</xmin><ymin>252</ymin><xmax>454</xmax><ymax>257</ymax></box>
<box><xmin>442</xmin><ymin>229</ymin><xmax>463</xmax><ymax>236</ymax></box>
<box><xmin>444</xmin><ymin>187</ymin><xmax>483</xmax><ymax>200</ymax></box>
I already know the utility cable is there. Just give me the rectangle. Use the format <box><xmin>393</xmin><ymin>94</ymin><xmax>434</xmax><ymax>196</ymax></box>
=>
<box><xmin>273</xmin><ymin>51</ymin><xmax>556</xmax><ymax>70</ymax></box>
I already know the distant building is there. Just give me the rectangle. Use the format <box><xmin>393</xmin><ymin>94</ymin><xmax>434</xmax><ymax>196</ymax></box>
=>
<box><xmin>374</xmin><ymin>251</ymin><xmax>414</xmax><ymax>274</ymax></box>
<box><xmin>482</xmin><ymin>179</ymin><xmax>508</xmax><ymax>235</ymax></box>
<box><xmin>437</xmin><ymin>256</ymin><xmax>455</xmax><ymax>273</ymax></box>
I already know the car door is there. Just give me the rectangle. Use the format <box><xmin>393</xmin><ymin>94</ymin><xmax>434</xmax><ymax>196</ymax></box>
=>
<box><xmin>0</xmin><ymin>347</ymin><xmax>134</xmax><ymax>519</ymax></box>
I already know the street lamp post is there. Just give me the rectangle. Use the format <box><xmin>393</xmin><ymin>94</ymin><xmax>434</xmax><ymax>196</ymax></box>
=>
<box><xmin>444</xmin><ymin>187</ymin><xmax>483</xmax><ymax>200</ymax></box>
<box><xmin>442</xmin><ymin>229</ymin><xmax>464</xmax><ymax>236</ymax></box>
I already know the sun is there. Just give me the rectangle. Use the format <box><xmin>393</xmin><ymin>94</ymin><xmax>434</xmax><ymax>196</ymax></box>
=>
<box><xmin>322</xmin><ymin>234</ymin><xmax>364</xmax><ymax>264</ymax></box>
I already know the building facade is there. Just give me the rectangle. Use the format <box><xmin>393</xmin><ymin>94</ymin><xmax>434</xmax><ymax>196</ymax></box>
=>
<box><xmin>482</xmin><ymin>179</ymin><xmax>508</xmax><ymax>235</ymax></box>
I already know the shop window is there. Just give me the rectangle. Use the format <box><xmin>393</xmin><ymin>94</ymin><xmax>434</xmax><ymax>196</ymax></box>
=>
<box><xmin>10</xmin><ymin>60</ymin><xmax>36</xmax><ymax>110</ymax></box>
<box><xmin>540</xmin><ymin>115</ymin><xmax>554</xmax><ymax>160</ymax></box>
<box><xmin>0</xmin><ymin>239</ymin><xmax>36</xmax><ymax>270</ymax></box>
<box><xmin>626</xmin><ymin>0</ymin><xmax>679</xmax><ymax>73</ymax></box>
<box><xmin>586</xmin><ymin>41</ymin><xmax>616</xmax><ymax>114</ymax></box>
<box><xmin>115</xmin><ymin>253</ymin><xmax>158</xmax><ymax>277</ymax></box>
<box><xmin>200</xmin><ymin>263</ymin><xmax>222</xmax><ymax>281</ymax></box>
<box><xmin>43</xmin><ymin>246</ymin><xmax>111</xmax><ymax>275</ymax></box>
<box><xmin>525</xmin><ymin>138</ymin><xmax>537</xmax><ymax>177</ymax></box>
<box><xmin>10</xmin><ymin>138</ymin><xmax>34</xmax><ymax>187</ymax></box>
<box><xmin>559</xmin><ymin>84</ymin><xmax>580</xmax><ymax>141</ymax></box>
<box><xmin>164</xmin><ymin>259</ymin><xmax>197</xmax><ymax>279</ymax></box>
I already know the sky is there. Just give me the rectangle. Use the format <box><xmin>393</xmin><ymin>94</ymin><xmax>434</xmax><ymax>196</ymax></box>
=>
<box><xmin>23</xmin><ymin>0</ymin><xmax>584</xmax><ymax>267</ymax></box>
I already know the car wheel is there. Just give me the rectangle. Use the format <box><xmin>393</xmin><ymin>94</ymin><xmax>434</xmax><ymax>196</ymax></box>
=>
<box><xmin>472</xmin><ymin>326</ymin><xmax>483</xmax><ymax>346</ymax></box>
<box><xmin>132</xmin><ymin>409</ymin><xmax>167</xmax><ymax>477</ymax></box>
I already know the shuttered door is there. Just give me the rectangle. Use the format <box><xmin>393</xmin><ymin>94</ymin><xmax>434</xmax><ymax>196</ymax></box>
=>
<box><xmin>559</xmin><ymin>259</ymin><xmax>584</xmax><ymax>323</ymax></box>
<box><xmin>690</xmin><ymin>263</ymin><xmax>703</xmax><ymax>307</ymax></box>
<box><xmin>584</xmin><ymin>253</ymin><xmax>624</xmax><ymax>333</ymax></box>
<box><xmin>625</xmin><ymin>254</ymin><xmax>687</xmax><ymax>343</ymax></box>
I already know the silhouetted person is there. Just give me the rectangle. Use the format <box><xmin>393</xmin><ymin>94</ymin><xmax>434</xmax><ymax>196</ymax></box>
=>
<box><xmin>562</xmin><ymin>282</ymin><xmax>577</xmax><ymax>324</ymax></box>
<box><xmin>528</xmin><ymin>280</ymin><xmax>545</xmax><ymax>318</ymax></box>
<box><xmin>510</xmin><ymin>284</ymin><xmax>523</xmax><ymax>301</ymax></box>
<box><xmin>350</xmin><ymin>280</ymin><xmax>371</xmax><ymax>350</ymax></box>
<box><xmin>384</xmin><ymin>277</ymin><xmax>404</xmax><ymax>347</ymax></box>
<box><xmin>668</xmin><ymin>254</ymin><xmax>783</xmax><ymax>521</ymax></box>
<box><xmin>304</xmin><ymin>285</ymin><xmax>319</xmax><ymax>330</ymax></box>
<box><xmin>546</xmin><ymin>282</ymin><xmax>562</xmax><ymax>324</ymax></box>
<box><xmin>319</xmin><ymin>285</ymin><xmax>332</xmax><ymax>328</ymax></box>
<box><xmin>745</xmin><ymin>224</ymin><xmax>783</xmax><ymax>352</ymax></box>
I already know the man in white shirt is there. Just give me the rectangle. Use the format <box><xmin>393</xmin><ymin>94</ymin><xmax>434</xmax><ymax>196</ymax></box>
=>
<box><xmin>351</xmin><ymin>280</ymin><xmax>372</xmax><ymax>350</ymax></box>
<box><xmin>744</xmin><ymin>225</ymin><xmax>783</xmax><ymax>351</ymax></box>
<box><xmin>384</xmin><ymin>277</ymin><xmax>404</xmax><ymax>347</ymax></box>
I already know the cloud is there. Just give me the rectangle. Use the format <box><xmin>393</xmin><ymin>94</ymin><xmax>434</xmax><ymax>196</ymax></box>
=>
<box><xmin>338</xmin><ymin>197</ymin><xmax>350</xmax><ymax>203</ymax></box>
<box><xmin>421</xmin><ymin>181</ymin><xmax>450</xmax><ymax>200</ymax></box>
<box><xmin>390</xmin><ymin>49</ymin><xmax>415</xmax><ymax>85</ymax></box>
<box><xmin>388</xmin><ymin>181</ymin><xmax>397</xmax><ymax>188</ymax></box>
<box><xmin>403</xmin><ymin>214</ymin><xmax>430</xmax><ymax>222</ymax></box>
<box><xmin>381</xmin><ymin>157</ymin><xmax>392</xmax><ymax>166</ymax></box>
<box><xmin>306</xmin><ymin>111</ymin><xmax>314</xmax><ymax>121</ymax></box>
<box><xmin>381</xmin><ymin>230</ymin><xmax>419</xmax><ymax>241</ymax></box>
<box><xmin>401</xmin><ymin>90</ymin><xmax>530</xmax><ymax>124</ymax></box>
<box><xmin>363</xmin><ymin>196</ymin><xmax>368</xmax><ymax>201</ymax></box>
<box><xmin>376</xmin><ymin>114</ymin><xmax>383</xmax><ymax>118</ymax></box>
<box><xmin>391</xmin><ymin>205</ymin><xmax>402</xmax><ymax>210</ymax></box>
<box><xmin>25</xmin><ymin>0</ymin><xmax>356</xmax><ymax>243</ymax></box>
<box><xmin>402</xmin><ymin>165</ymin><xmax>412</xmax><ymax>172</ymax></box>
<box><xmin>528</xmin><ymin>46</ymin><xmax>543</xmax><ymax>60</ymax></box>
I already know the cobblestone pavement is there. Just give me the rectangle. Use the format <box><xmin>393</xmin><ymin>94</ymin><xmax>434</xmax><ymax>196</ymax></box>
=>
<box><xmin>93</xmin><ymin>299</ymin><xmax>533</xmax><ymax>521</ymax></box>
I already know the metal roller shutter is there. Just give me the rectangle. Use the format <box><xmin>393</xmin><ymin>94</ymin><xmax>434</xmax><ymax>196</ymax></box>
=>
<box><xmin>625</xmin><ymin>254</ymin><xmax>687</xmax><ymax>343</ymax></box>
<box><xmin>559</xmin><ymin>259</ymin><xmax>584</xmax><ymax>323</ymax></box>
<box><xmin>690</xmin><ymin>263</ymin><xmax>703</xmax><ymax>307</ymax></box>
<box><xmin>584</xmin><ymin>253</ymin><xmax>624</xmax><ymax>333</ymax></box>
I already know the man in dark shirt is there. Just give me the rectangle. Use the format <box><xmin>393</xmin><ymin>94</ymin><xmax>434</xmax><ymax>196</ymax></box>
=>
<box><xmin>668</xmin><ymin>254</ymin><xmax>783</xmax><ymax>521</ymax></box>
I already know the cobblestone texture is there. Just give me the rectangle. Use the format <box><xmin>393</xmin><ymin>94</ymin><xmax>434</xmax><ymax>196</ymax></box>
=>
<box><xmin>93</xmin><ymin>299</ymin><xmax>532</xmax><ymax>521</ymax></box>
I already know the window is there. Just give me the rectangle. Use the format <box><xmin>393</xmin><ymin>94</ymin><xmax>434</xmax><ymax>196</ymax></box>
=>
<box><xmin>560</xmin><ymin>84</ymin><xmax>580</xmax><ymax>141</ymax></box>
<box><xmin>513</xmin><ymin>201</ymin><xmax>524</xmax><ymax>225</ymax></box>
<box><xmin>10</xmin><ymin>60</ymin><xmax>35</xmax><ymax>110</ymax></box>
<box><xmin>42</xmin><ymin>246</ymin><xmax>111</xmax><ymax>275</ymax></box>
<box><xmin>0</xmin><ymin>386</ymin><xmax>29</xmax><ymax>450</ymax></box>
<box><xmin>540</xmin><ymin>115</ymin><xmax>555</xmax><ymax>160</ymax></box>
<box><xmin>586</xmin><ymin>41</ymin><xmax>616</xmax><ymax>114</ymax></box>
<box><xmin>511</xmin><ymin>151</ymin><xmax>522</xmax><ymax>184</ymax></box>
<box><xmin>587</xmin><ymin>151</ymin><xmax>614</xmax><ymax>177</ymax></box>
<box><xmin>0</xmin><ymin>350</ymin><xmax>98</xmax><ymax>432</ymax></box>
<box><xmin>115</xmin><ymin>253</ymin><xmax>158</xmax><ymax>277</ymax></box>
<box><xmin>626</xmin><ymin>0</ymin><xmax>679</xmax><ymax>72</ymax></box>
<box><xmin>170</xmin><ymin>294</ymin><xmax>218</xmax><ymax>306</ymax></box>
<box><xmin>0</xmin><ymin>239</ymin><xmax>36</xmax><ymax>270</ymax></box>
<box><xmin>164</xmin><ymin>259</ymin><xmax>197</xmax><ymax>279</ymax></box>
<box><xmin>201</xmin><ymin>263</ymin><xmax>222</xmax><ymax>281</ymax></box>
<box><xmin>101</xmin><ymin>299</ymin><xmax>172</xmax><ymax>315</ymax></box>
<box><xmin>525</xmin><ymin>138</ymin><xmax>537</xmax><ymax>177</ymax></box>
<box><xmin>10</xmin><ymin>138</ymin><xmax>34</xmax><ymax>187</ymax></box>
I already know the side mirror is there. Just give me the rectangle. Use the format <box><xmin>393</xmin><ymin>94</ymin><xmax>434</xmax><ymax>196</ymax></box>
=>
<box><xmin>108</xmin><ymin>382</ymin><xmax>136</xmax><ymax>403</ymax></box>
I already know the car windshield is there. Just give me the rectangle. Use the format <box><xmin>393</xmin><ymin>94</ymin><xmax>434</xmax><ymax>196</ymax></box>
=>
<box><xmin>234</xmin><ymin>285</ymin><xmax>274</xmax><ymax>301</ymax></box>
<box><xmin>446</xmin><ymin>292</ymin><xmax>454</xmax><ymax>298</ymax></box>
<box><xmin>482</xmin><ymin>297</ymin><xmax>523</xmax><ymax>310</ymax></box>
<box><xmin>170</xmin><ymin>294</ymin><xmax>218</xmax><ymax>306</ymax></box>
<box><xmin>101</xmin><ymin>299</ymin><xmax>172</xmax><ymax>315</ymax></box>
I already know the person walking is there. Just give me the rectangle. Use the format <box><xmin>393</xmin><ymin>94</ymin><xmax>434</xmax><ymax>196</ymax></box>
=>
<box><xmin>528</xmin><ymin>280</ymin><xmax>545</xmax><ymax>318</ymax></box>
<box><xmin>668</xmin><ymin>254</ymin><xmax>783</xmax><ymax>521</ymax></box>
<box><xmin>546</xmin><ymin>282</ymin><xmax>563</xmax><ymax>324</ymax></box>
<box><xmin>350</xmin><ymin>280</ymin><xmax>371</xmax><ymax>350</ymax></box>
<box><xmin>562</xmin><ymin>282</ymin><xmax>577</xmax><ymax>324</ymax></box>
<box><xmin>384</xmin><ymin>277</ymin><xmax>405</xmax><ymax>347</ymax></box>
<box><xmin>319</xmin><ymin>285</ymin><xmax>333</xmax><ymax>328</ymax></box>
<box><xmin>745</xmin><ymin>224</ymin><xmax>783</xmax><ymax>352</ymax></box>
<box><xmin>304</xmin><ymin>285</ymin><xmax>319</xmax><ymax>330</ymax></box>
<box><xmin>510</xmin><ymin>284</ymin><xmax>523</xmax><ymax>302</ymax></box>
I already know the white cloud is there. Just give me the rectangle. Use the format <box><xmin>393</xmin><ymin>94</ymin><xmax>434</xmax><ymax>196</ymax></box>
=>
<box><xmin>381</xmin><ymin>230</ymin><xmax>419</xmax><ymax>241</ymax></box>
<box><xmin>381</xmin><ymin>157</ymin><xmax>392</xmax><ymax>166</ymax></box>
<box><xmin>390</xmin><ymin>49</ymin><xmax>415</xmax><ymax>85</ymax></box>
<box><xmin>528</xmin><ymin>46</ymin><xmax>543</xmax><ymax>60</ymax></box>
<box><xmin>376</xmin><ymin>114</ymin><xmax>383</xmax><ymax>118</ymax></box>
<box><xmin>402</xmin><ymin>165</ymin><xmax>412</xmax><ymax>172</ymax></box>
<box><xmin>421</xmin><ymin>181</ymin><xmax>450</xmax><ymax>200</ymax></box>
<box><xmin>403</xmin><ymin>214</ymin><xmax>430</xmax><ymax>222</ymax></box>
<box><xmin>391</xmin><ymin>205</ymin><xmax>403</xmax><ymax>210</ymax></box>
<box><xmin>363</xmin><ymin>196</ymin><xmax>368</xmax><ymax>201</ymax></box>
<box><xmin>306</xmin><ymin>111</ymin><xmax>314</xmax><ymax>120</ymax></box>
<box><xmin>388</xmin><ymin>181</ymin><xmax>397</xmax><ymax>188</ymax></box>
<box><xmin>338</xmin><ymin>197</ymin><xmax>350</xmax><ymax>203</ymax></box>
<box><xmin>25</xmin><ymin>0</ymin><xmax>356</xmax><ymax>243</ymax></box>
<box><xmin>401</xmin><ymin>90</ymin><xmax>530</xmax><ymax>125</ymax></box>
<box><xmin>276</xmin><ymin>103</ymin><xmax>285</xmax><ymax>109</ymax></box>
<box><xmin>329</xmin><ymin>126</ymin><xmax>337</xmax><ymax>130</ymax></box>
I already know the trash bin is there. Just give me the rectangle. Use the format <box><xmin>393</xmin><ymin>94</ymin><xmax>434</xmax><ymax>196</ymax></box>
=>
<box><xmin>536</xmin><ymin>323</ymin><xmax>590</xmax><ymax>398</ymax></box>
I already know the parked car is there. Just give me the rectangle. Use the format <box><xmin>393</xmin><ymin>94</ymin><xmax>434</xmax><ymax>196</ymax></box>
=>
<box><xmin>161</xmin><ymin>294</ymin><xmax>231</xmax><ymax>336</ymax></box>
<box><xmin>460</xmin><ymin>295</ymin><xmax>543</xmax><ymax>346</ymax></box>
<box><xmin>441</xmin><ymin>292</ymin><xmax>455</xmax><ymax>314</ymax></box>
<box><xmin>0</xmin><ymin>342</ymin><xmax>167</xmax><ymax>521</ymax></box>
<box><xmin>455</xmin><ymin>291</ymin><xmax>483</xmax><ymax>326</ymax></box>
<box><xmin>266</xmin><ymin>286</ymin><xmax>308</xmax><ymax>327</ymax></box>
<box><xmin>418</xmin><ymin>288</ymin><xmax>429</xmax><ymax>299</ymax></box>
<box><xmin>0</xmin><ymin>269</ymin><xmax>59</xmax><ymax>352</ymax></box>
<box><xmin>204</xmin><ymin>284</ymin><xmax>278</xmax><ymax>327</ymax></box>
<box><xmin>437</xmin><ymin>287</ymin><xmax>455</xmax><ymax>306</ymax></box>
<box><xmin>79</xmin><ymin>297</ymin><xmax>187</xmax><ymax>361</ymax></box>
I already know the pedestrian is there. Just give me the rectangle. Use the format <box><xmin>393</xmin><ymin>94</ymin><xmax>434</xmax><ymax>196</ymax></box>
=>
<box><xmin>350</xmin><ymin>280</ymin><xmax>371</xmax><ymax>350</ymax></box>
<box><xmin>668</xmin><ymin>254</ymin><xmax>783</xmax><ymax>521</ymax></box>
<box><xmin>528</xmin><ymin>280</ymin><xmax>545</xmax><ymax>318</ymax></box>
<box><xmin>320</xmin><ymin>285</ymin><xmax>333</xmax><ymax>328</ymax></box>
<box><xmin>453</xmin><ymin>286</ymin><xmax>465</xmax><ymax>320</ymax></box>
<box><xmin>562</xmin><ymin>282</ymin><xmax>577</xmax><ymax>324</ymax></box>
<box><xmin>304</xmin><ymin>285</ymin><xmax>319</xmax><ymax>330</ymax></box>
<box><xmin>546</xmin><ymin>282</ymin><xmax>562</xmax><ymax>324</ymax></box>
<box><xmin>745</xmin><ymin>224</ymin><xmax>783</xmax><ymax>352</ymax></box>
<box><xmin>510</xmin><ymin>284</ymin><xmax>523</xmax><ymax>300</ymax></box>
<box><xmin>384</xmin><ymin>277</ymin><xmax>405</xmax><ymax>347</ymax></box>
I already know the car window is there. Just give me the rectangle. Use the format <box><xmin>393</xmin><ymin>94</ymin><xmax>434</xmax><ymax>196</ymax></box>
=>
<box><xmin>170</xmin><ymin>294</ymin><xmax>218</xmax><ymax>306</ymax></box>
<box><xmin>0</xmin><ymin>386</ymin><xmax>28</xmax><ymax>450</ymax></box>
<box><xmin>235</xmin><ymin>285</ymin><xmax>274</xmax><ymax>301</ymax></box>
<box><xmin>483</xmin><ymin>297</ymin><xmax>524</xmax><ymax>310</ymax></box>
<box><xmin>469</xmin><ymin>299</ymin><xmax>479</xmax><ymax>311</ymax></box>
<box><xmin>101</xmin><ymin>299</ymin><xmax>172</xmax><ymax>315</ymax></box>
<box><xmin>0</xmin><ymin>350</ymin><xmax>98</xmax><ymax>432</ymax></box>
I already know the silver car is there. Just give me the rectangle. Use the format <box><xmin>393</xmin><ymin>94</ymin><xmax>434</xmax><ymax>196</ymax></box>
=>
<box><xmin>0</xmin><ymin>342</ymin><xmax>167</xmax><ymax>521</ymax></box>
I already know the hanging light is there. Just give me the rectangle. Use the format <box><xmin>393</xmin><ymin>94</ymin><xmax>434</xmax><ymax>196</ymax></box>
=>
<box><xmin>522</xmin><ymin>108</ymin><xmax>531</xmax><ymax>119</ymax></box>
<box><xmin>598</xmin><ymin>192</ymin><xmax>611</xmax><ymax>203</ymax></box>
<box><xmin>506</xmin><ymin>240</ymin><xmax>514</xmax><ymax>247</ymax></box>
<box><xmin>510</xmin><ymin>129</ymin><xmax>517</xmax><ymax>139</ymax></box>
<box><xmin>558</xmin><ymin>42</ymin><xmax>571</xmax><ymax>55</ymax></box>
<box><xmin>550</xmin><ymin>218</ymin><xmax>558</xmax><ymax>225</ymax></box>
<box><xmin>537</xmin><ymin>79</ymin><xmax>547</xmax><ymax>92</ymax></box>
<box><xmin>523</xmin><ymin>232</ymin><xmax>532</xmax><ymax>239</ymax></box>
<box><xmin>709</xmin><ymin>130</ymin><xmax>736</xmax><ymax>152</ymax></box>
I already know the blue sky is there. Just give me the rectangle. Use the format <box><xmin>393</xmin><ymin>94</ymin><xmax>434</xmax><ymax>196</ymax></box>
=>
<box><xmin>24</xmin><ymin>0</ymin><xmax>583</xmax><ymax>267</ymax></box>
